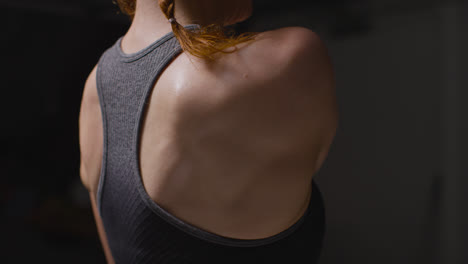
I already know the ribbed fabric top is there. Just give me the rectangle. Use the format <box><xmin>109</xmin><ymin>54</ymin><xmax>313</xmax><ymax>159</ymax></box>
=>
<box><xmin>95</xmin><ymin>24</ymin><xmax>326</xmax><ymax>263</ymax></box>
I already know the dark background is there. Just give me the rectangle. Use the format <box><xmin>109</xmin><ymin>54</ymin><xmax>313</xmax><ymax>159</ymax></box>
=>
<box><xmin>1</xmin><ymin>0</ymin><xmax>466</xmax><ymax>263</ymax></box>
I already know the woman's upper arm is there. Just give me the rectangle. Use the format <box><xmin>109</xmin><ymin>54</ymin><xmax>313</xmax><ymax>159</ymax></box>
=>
<box><xmin>78</xmin><ymin>65</ymin><xmax>103</xmax><ymax>193</ymax></box>
<box><xmin>78</xmin><ymin>65</ymin><xmax>115</xmax><ymax>263</ymax></box>
<box><xmin>89</xmin><ymin>191</ymin><xmax>116</xmax><ymax>264</ymax></box>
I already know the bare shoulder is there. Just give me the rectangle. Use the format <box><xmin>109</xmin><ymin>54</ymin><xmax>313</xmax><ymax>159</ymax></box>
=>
<box><xmin>232</xmin><ymin>26</ymin><xmax>338</xmax><ymax>168</ymax></box>
<box><xmin>256</xmin><ymin>26</ymin><xmax>335</xmax><ymax>98</ymax></box>
<box><xmin>181</xmin><ymin>25</ymin><xmax>337</xmax><ymax>133</ymax></box>
<box><xmin>209</xmin><ymin>26</ymin><xmax>333</xmax><ymax>90</ymax></box>
<box><xmin>189</xmin><ymin>27</ymin><xmax>331</xmax><ymax>89</ymax></box>
<box><xmin>167</xmin><ymin>26</ymin><xmax>337</xmax><ymax>148</ymax></box>
<box><xmin>255</xmin><ymin>26</ymin><xmax>325</xmax><ymax>52</ymax></box>
<box><xmin>178</xmin><ymin>26</ymin><xmax>336</xmax><ymax>115</ymax></box>
<box><xmin>229</xmin><ymin>26</ymin><xmax>338</xmax><ymax>146</ymax></box>
<box><xmin>232</xmin><ymin>26</ymin><xmax>336</xmax><ymax>108</ymax></box>
<box><xmin>246</xmin><ymin>26</ymin><xmax>329</xmax><ymax>71</ymax></box>
<box><xmin>79</xmin><ymin>64</ymin><xmax>103</xmax><ymax>194</ymax></box>
<box><xmin>249</xmin><ymin>26</ymin><xmax>337</xmax><ymax>120</ymax></box>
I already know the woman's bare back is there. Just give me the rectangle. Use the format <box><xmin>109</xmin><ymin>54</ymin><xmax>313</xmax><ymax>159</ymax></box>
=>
<box><xmin>80</xmin><ymin>26</ymin><xmax>337</xmax><ymax>240</ymax></box>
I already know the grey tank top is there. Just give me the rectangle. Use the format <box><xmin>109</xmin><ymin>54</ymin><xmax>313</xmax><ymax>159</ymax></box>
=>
<box><xmin>95</xmin><ymin>24</ymin><xmax>325</xmax><ymax>263</ymax></box>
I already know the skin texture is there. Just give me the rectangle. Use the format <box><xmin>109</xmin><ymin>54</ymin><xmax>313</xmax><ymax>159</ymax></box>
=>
<box><xmin>79</xmin><ymin>1</ymin><xmax>338</xmax><ymax>263</ymax></box>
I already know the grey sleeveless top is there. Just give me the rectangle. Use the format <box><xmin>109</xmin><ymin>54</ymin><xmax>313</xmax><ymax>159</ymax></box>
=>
<box><xmin>95</xmin><ymin>24</ymin><xmax>325</xmax><ymax>263</ymax></box>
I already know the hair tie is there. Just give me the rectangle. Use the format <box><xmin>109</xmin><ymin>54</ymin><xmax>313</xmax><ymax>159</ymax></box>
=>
<box><xmin>168</xmin><ymin>18</ymin><xmax>177</xmax><ymax>24</ymax></box>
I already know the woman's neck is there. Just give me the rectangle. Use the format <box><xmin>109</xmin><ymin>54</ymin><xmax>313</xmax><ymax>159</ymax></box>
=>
<box><xmin>131</xmin><ymin>0</ymin><xmax>252</xmax><ymax>31</ymax></box>
<box><xmin>121</xmin><ymin>0</ymin><xmax>252</xmax><ymax>54</ymax></box>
